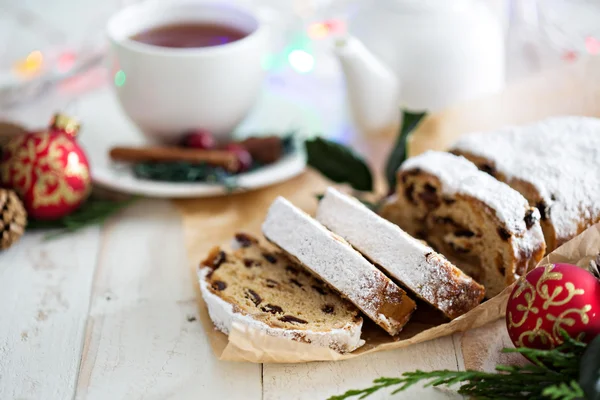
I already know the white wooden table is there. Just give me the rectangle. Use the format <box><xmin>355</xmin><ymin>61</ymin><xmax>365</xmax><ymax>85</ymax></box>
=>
<box><xmin>0</xmin><ymin>1</ymin><xmax>547</xmax><ymax>398</ymax></box>
<box><xmin>0</xmin><ymin>197</ymin><xmax>521</xmax><ymax>400</ymax></box>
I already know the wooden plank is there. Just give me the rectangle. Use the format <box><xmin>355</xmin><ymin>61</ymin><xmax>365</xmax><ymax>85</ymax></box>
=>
<box><xmin>458</xmin><ymin>319</ymin><xmax>526</xmax><ymax>373</ymax></box>
<box><xmin>263</xmin><ymin>336</ymin><xmax>462</xmax><ymax>400</ymax></box>
<box><xmin>75</xmin><ymin>200</ymin><xmax>261</xmax><ymax>400</ymax></box>
<box><xmin>0</xmin><ymin>227</ymin><xmax>101</xmax><ymax>400</ymax></box>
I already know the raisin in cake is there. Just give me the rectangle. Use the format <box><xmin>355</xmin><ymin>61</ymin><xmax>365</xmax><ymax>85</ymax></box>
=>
<box><xmin>317</xmin><ymin>188</ymin><xmax>485</xmax><ymax>319</ymax></box>
<box><xmin>198</xmin><ymin>233</ymin><xmax>364</xmax><ymax>353</ymax></box>
<box><xmin>452</xmin><ymin>116</ymin><xmax>600</xmax><ymax>252</ymax></box>
<box><xmin>380</xmin><ymin>151</ymin><xmax>545</xmax><ymax>297</ymax></box>
<box><xmin>262</xmin><ymin>197</ymin><xmax>416</xmax><ymax>336</ymax></box>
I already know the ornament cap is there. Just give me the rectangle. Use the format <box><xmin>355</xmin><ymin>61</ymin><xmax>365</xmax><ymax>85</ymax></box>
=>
<box><xmin>50</xmin><ymin>113</ymin><xmax>80</xmax><ymax>138</ymax></box>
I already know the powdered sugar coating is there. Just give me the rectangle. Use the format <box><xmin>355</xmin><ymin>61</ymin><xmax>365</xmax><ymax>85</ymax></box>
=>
<box><xmin>198</xmin><ymin>267</ymin><xmax>365</xmax><ymax>353</ymax></box>
<box><xmin>452</xmin><ymin>116</ymin><xmax>600</xmax><ymax>244</ymax></box>
<box><xmin>401</xmin><ymin>151</ymin><xmax>532</xmax><ymax>235</ymax></box>
<box><xmin>508</xmin><ymin>222</ymin><xmax>545</xmax><ymax>281</ymax></box>
<box><xmin>316</xmin><ymin>188</ymin><xmax>484</xmax><ymax>319</ymax></box>
<box><xmin>262</xmin><ymin>197</ymin><xmax>416</xmax><ymax>336</ymax></box>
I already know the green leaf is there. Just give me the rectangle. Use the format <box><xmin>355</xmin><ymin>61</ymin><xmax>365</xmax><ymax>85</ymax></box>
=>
<box><xmin>27</xmin><ymin>196</ymin><xmax>138</xmax><ymax>239</ymax></box>
<box><xmin>384</xmin><ymin>110</ymin><xmax>427</xmax><ymax>192</ymax></box>
<box><xmin>305</xmin><ymin>137</ymin><xmax>373</xmax><ymax>192</ymax></box>
<box><xmin>579</xmin><ymin>335</ymin><xmax>600</xmax><ymax>400</ymax></box>
<box><xmin>542</xmin><ymin>381</ymin><xmax>585</xmax><ymax>400</ymax></box>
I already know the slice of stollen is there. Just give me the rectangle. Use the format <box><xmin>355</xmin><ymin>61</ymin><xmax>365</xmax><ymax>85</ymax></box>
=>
<box><xmin>262</xmin><ymin>197</ymin><xmax>416</xmax><ymax>336</ymax></box>
<box><xmin>452</xmin><ymin>116</ymin><xmax>600</xmax><ymax>252</ymax></box>
<box><xmin>198</xmin><ymin>233</ymin><xmax>365</xmax><ymax>353</ymax></box>
<box><xmin>317</xmin><ymin>187</ymin><xmax>485</xmax><ymax>319</ymax></box>
<box><xmin>380</xmin><ymin>151</ymin><xmax>546</xmax><ymax>297</ymax></box>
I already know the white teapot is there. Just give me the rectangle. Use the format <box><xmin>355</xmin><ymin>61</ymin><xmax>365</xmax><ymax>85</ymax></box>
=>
<box><xmin>335</xmin><ymin>0</ymin><xmax>505</xmax><ymax>134</ymax></box>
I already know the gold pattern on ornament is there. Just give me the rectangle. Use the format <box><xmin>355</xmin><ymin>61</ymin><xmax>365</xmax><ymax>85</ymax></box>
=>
<box><xmin>508</xmin><ymin>278</ymin><xmax>538</xmax><ymax>329</ymax></box>
<box><xmin>508</xmin><ymin>264</ymin><xmax>591</xmax><ymax>347</ymax></box>
<box><xmin>1</xmin><ymin>133</ymin><xmax>90</xmax><ymax>207</ymax></box>
<box><xmin>1</xmin><ymin>133</ymin><xmax>42</xmax><ymax>192</ymax></box>
<box><xmin>33</xmin><ymin>135</ymin><xmax>90</xmax><ymax>207</ymax></box>
<box><xmin>516</xmin><ymin>315</ymin><xmax>555</xmax><ymax>348</ymax></box>
<box><xmin>546</xmin><ymin>305</ymin><xmax>591</xmax><ymax>341</ymax></box>
<box><xmin>535</xmin><ymin>266</ymin><xmax>584</xmax><ymax>309</ymax></box>
<box><xmin>51</xmin><ymin>113</ymin><xmax>79</xmax><ymax>137</ymax></box>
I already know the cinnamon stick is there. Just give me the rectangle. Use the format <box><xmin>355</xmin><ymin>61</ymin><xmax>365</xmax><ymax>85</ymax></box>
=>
<box><xmin>239</xmin><ymin>136</ymin><xmax>283</xmax><ymax>164</ymax></box>
<box><xmin>109</xmin><ymin>146</ymin><xmax>240</xmax><ymax>172</ymax></box>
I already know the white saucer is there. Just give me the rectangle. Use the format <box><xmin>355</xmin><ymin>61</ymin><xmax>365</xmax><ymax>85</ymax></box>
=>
<box><xmin>76</xmin><ymin>82</ymin><xmax>322</xmax><ymax>198</ymax></box>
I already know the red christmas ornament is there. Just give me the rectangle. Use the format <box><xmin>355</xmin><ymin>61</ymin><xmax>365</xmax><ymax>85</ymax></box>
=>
<box><xmin>506</xmin><ymin>263</ymin><xmax>600</xmax><ymax>350</ymax></box>
<box><xmin>49</xmin><ymin>113</ymin><xmax>80</xmax><ymax>139</ymax></box>
<box><xmin>0</xmin><ymin>114</ymin><xmax>92</xmax><ymax>220</ymax></box>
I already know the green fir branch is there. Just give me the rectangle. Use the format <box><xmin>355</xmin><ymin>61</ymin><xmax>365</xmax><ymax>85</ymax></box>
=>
<box><xmin>27</xmin><ymin>196</ymin><xmax>138</xmax><ymax>239</ymax></box>
<box><xmin>329</xmin><ymin>337</ymin><xmax>588</xmax><ymax>400</ymax></box>
<box><xmin>542</xmin><ymin>381</ymin><xmax>585</xmax><ymax>400</ymax></box>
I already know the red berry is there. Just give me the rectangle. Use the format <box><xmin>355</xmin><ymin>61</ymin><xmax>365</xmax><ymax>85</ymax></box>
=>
<box><xmin>225</xmin><ymin>143</ymin><xmax>253</xmax><ymax>172</ymax></box>
<box><xmin>181</xmin><ymin>129</ymin><xmax>215</xmax><ymax>149</ymax></box>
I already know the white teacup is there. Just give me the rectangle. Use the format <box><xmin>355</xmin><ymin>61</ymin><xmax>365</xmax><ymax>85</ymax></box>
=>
<box><xmin>106</xmin><ymin>1</ymin><xmax>267</xmax><ymax>143</ymax></box>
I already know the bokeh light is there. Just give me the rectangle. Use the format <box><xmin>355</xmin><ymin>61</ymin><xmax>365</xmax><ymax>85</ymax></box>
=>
<box><xmin>13</xmin><ymin>50</ymin><xmax>44</xmax><ymax>77</ymax></box>
<box><xmin>57</xmin><ymin>51</ymin><xmax>76</xmax><ymax>73</ymax></box>
<box><xmin>308</xmin><ymin>23</ymin><xmax>329</xmax><ymax>39</ymax></box>
<box><xmin>585</xmin><ymin>36</ymin><xmax>600</xmax><ymax>54</ymax></box>
<box><xmin>114</xmin><ymin>70</ymin><xmax>126</xmax><ymax>87</ymax></box>
<box><xmin>307</xmin><ymin>19</ymin><xmax>346</xmax><ymax>40</ymax></box>
<box><xmin>288</xmin><ymin>50</ymin><xmax>314</xmax><ymax>73</ymax></box>
<box><xmin>27</xmin><ymin>50</ymin><xmax>43</xmax><ymax>65</ymax></box>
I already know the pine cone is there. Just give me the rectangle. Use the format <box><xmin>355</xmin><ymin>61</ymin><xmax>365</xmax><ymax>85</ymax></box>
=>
<box><xmin>0</xmin><ymin>188</ymin><xmax>27</xmax><ymax>250</ymax></box>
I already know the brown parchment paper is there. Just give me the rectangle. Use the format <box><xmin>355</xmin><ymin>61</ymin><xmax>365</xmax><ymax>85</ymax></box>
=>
<box><xmin>222</xmin><ymin>221</ymin><xmax>600</xmax><ymax>363</ymax></box>
<box><xmin>176</xmin><ymin>56</ymin><xmax>600</xmax><ymax>363</ymax></box>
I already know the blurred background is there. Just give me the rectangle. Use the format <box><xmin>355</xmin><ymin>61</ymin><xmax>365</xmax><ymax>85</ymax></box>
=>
<box><xmin>1</xmin><ymin>0</ymin><xmax>600</xmax><ymax>124</ymax></box>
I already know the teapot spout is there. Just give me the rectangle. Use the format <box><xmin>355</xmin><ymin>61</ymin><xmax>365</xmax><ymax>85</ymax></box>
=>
<box><xmin>334</xmin><ymin>36</ymin><xmax>400</xmax><ymax>135</ymax></box>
